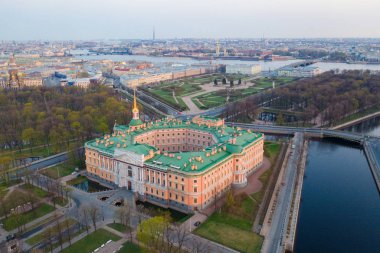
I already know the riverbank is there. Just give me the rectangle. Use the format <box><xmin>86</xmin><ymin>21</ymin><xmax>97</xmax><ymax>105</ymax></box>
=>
<box><xmin>331</xmin><ymin>107</ymin><xmax>380</xmax><ymax>130</ymax></box>
<box><xmin>284</xmin><ymin>140</ymin><xmax>308</xmax><ymax>252</ymax></box>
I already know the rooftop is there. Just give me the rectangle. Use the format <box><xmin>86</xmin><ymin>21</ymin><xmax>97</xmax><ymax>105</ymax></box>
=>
<box><xmin>85</xmin><ymin>116</ymin><xmax>263</xmax><ymax>173</ymax></box>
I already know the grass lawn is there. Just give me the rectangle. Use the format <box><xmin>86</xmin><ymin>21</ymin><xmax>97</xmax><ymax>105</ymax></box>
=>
<box><xmin>264</xmin><ymin>141</ymin><xmax>281</xmax><ymax>163</ymax></box>
<box><xmin>136</xmin><ymin>200</ymin><xmax>193</xmax><ymax>223</ymax></box>
<box><xmin>26</xmin><ymin>219</ymin><xmax>77</xmax><ymax>246</ymax></box>
<box><xmin>0</xmin><ymin>140</ymin><xmax>81</xmax><ymax>166</ymax></box>
<box><xmin>195</xmin><ymin>213</ymin><xmax>263</xmax><ymax>253</ymax></box>
<box><xmin>66</xmin><ymin>175</ymin><xmax>87</xmax><ymax>186</ymax></box>
<box><xmin>40</xmin><ymin>164</ymin><xmax>75</xmax><ymax>179</ymax></box>
<box><xmin>0</xmin><ymin>179</ymin><xmax>22</xmax><ymax>189</ymax></box>
<box><xmin>60</xmin><ymin>228</ymin><xmax>121</xmax><ymax>253</ymax></box>
<box><xmin>20</xmin><ymin>184</ymin><xmax>48</xmax><ymax>198</ymax></box>
<box><xmin>107</xmin><ymin>223</ymin><xmax>128</xmax><ymax>233</ymax></box>
<box><xmin>118</xmin><ymin>241</ymin><xmax>147</xmax><ymax>253</ymax></box>
<box><xmin>194</xmin><ymin>141</ymin><xmax>281</xmax><ymax>253</ymax></box>
<box><xmin>2</xmin><ymin>203</ymin><xmax>55</xmax><ymax>231</ymax></box>
<box><xmin>193</xmin><ymin>77</ymin><xmax>296</xmax><ymax>109</ymax></box>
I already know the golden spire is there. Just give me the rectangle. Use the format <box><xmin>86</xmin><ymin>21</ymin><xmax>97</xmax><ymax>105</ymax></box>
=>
<box><xmin>133</xmin><ymin>88</ymin><xmax>137</xmax><ymax>111</ymax></box>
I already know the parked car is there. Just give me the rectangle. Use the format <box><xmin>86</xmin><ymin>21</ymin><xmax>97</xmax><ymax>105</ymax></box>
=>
<box><xmin>194</xmin><ymin>221</ymin><xmax>201</xmax><ymax>227</ymax></box>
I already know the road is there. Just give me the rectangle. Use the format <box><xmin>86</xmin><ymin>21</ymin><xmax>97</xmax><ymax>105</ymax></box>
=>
<box><xmin>261</xmin><ymin>132</ymin><xmax>304</xmax><ymax>253</ymax></box>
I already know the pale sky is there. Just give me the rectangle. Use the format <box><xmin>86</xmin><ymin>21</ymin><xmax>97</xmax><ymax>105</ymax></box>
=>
<box><xmin>1</xmin><ymin>0</ymin><xmax>379</xmax><ymax>40</ymax></box>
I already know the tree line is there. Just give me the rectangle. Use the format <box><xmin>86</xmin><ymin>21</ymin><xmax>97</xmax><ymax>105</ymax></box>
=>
<box><xmin>0</xmin><ymin>85</ymin><xmax>135</xmax><ymax>171</ymax></box>
<box><xmin>222</xmin><ymin>70</ymin><xmax>380</xmax><ymax>126</ymax></box>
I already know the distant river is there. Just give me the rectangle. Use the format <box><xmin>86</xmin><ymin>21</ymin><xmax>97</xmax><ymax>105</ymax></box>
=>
<box><xmin>295</xmin><ymin>121</ymin><xmax>380</xmax><ymax>253</ymax></box>
<box><xmin>74</xmin><ymin>53</ymin><xmax>380</xmax><ymax>72</ymax></box>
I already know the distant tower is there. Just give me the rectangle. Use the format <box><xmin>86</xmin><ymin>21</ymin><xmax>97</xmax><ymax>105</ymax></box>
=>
<box><xmin>216</xmin><ymin>40</ymin><xmax>220</xmax><ymax>57</ymax></box>
<box><xmin>224</xmin><ymin>48</ymin><xmax>228</xmax><ymax>57</ymax></box>
<box><xmin>153</xmin><ymin>26</ymin><xmax>155</xmax><ymax>41</ymax></box>
<box><xmin>132</xmin><ymin>89</ymin><xmax>139</xmax><ymax>120</ymax></box>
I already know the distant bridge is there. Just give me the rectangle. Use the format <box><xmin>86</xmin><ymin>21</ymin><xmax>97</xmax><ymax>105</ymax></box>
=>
<box><xmin>226</xmin><ymin>122</ymin><xmax>365</xmax><ymax>143</ymax></box>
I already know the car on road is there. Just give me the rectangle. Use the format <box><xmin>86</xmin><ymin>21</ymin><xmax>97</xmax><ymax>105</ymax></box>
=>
<box><xmin>6</xmin><ymin>234</ymin><xmax>15</xmax><ymax>242</ymax></box>
<box><xmin>194</xmin><ymin>221</ymin><xmax>201</xmax><ymax>227</ymax></box>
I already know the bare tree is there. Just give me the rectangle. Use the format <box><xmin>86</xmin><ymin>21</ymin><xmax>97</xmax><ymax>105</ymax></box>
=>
<box><xmin>43</xmin><ymin>227</ymin><xmax>54</xmax><ymax>253</ymax></box>
<box><xmin>56</xmin><ymin>219</ymin><xmax>63</xmax><ymax>250</ymax></box>
<box><xmin>88</xmin><ymin>204</ymin><xmax>101</xmax><ymax>231</ymax></box>
<box><xmin>191</xmin><ymin>238</ymin><xmax>210</xmax><ymax>253</ymax></box>
<box><xmin>79</xmin><ymin>205</ymin><xmax>90</xmax><ymax>234</ymax></box>
<box><xmin>64</xmin><ymin>218</ymin><xmax>73</xmax><ymax>246</ymax></box>
<box><xmin>173</xmin><ymin>225</ymin><xmax>190</xmax><ymax>252</ymax></box>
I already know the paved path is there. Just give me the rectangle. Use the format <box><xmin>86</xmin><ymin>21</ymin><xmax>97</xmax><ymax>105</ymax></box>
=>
<box><xmin>182</xmin><ymin>81</ymin><xmax>253</xmax><ymax>114</ymax></box>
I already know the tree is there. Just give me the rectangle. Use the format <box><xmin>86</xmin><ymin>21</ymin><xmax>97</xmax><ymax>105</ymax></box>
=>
<box><xmin>190</xmin><ymin>237</ymin><xmax>210</xmax><ymax>253</ymax></box>
<box><xmin>43</xmin><ymin>227</ymin><xmax>54</xmax><ymax>253</ymax></box>
<box><xmin>64</xmin><ymin>218</ymin><xmax>73</xmax><ymax>246</ymax></box>
<box><xmin>173</xmin><ymin>225</ymin><xmax>190</xmax><ymax>252</ymax></box>
<box><xmin>56</xmin><ymin>219</ymin><xmax>64</xmax><ymax>250</ymax></box>
<box><xmin>22</xmin><ymin>127</ymin><xmax>36</xmax><ymax>152</ymax></box>
<box><xmin>115</xmin><ymin>204</ymin><xmax>133</xmax><ymax>240</ymax></box>
<box><xmin>79</xmin><ymin>205</ymin><xmax>90</xmax><ymax>234</ymax></box>
<box><xmin>225</xmin><ymin>189</ymin><xmax>235</xmax><ymax>211</ymax></box>
<box><xmin>276</xmin><ymin>113</ymin><xmax>285</xmax><ymax>125</ymax></box>
<box><xmin>137</xmin><ymin>216</ymin><xmax>167</xmax><ymax>251</ymax></box>
<box><xmin>88</xmin><ymin>204</ymin><xmax>101</xmax><ymax>231</ymax></box>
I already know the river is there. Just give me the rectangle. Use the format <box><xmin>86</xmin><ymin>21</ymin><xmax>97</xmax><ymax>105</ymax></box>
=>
<box><xmin>74</xmin><ymin>52</ymin><xmax>380</xmax><ymax>72</ymax></box>
<box><xmin>295</xmin><ymin>122</ymin><xmax>380</xmax><ymax>252</ymax></box>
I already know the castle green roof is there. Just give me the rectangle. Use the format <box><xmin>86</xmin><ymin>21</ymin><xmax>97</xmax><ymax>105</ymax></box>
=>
<box><xmin>129</xmin><ymin>118</ymin><xmax>144</xmax><ymax>126</ymax></box>
<box><xmin>85</xmin><ymin>116</ymin><xmax>263</xmax><ymax>174</ymax></box>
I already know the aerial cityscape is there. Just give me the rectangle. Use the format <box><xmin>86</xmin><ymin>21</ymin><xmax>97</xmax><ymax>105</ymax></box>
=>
<box><xmin>0</xmin><ymin>1</ymin><xmax>380</xmax><ymax>253</ymax></box>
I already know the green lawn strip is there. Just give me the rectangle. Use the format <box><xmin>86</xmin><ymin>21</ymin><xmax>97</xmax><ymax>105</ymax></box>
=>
<box><xmin>20</xmin><ymin>214</ymin><xmax>58</xmax><ymax>237</ymax></box>
<box><xmin>107</xmin><ymin>223</ymin><xmax>128</xmax><ymax>233</ymax></box>
<box><xmin>118</xmin><ymin>241</ymin><xmax>147</xmax><ymax>253</ymax></box>
<box><xmin>66</xmin><ymin>175</ymin><xmax>87</xmax><ymax>186</ymax></box>
<box><xmin>0</xmin><ymin>179</ymin><xmax>22</xmax><ymax>189</ymax></box>
<box><xmin>194</xmin><ymin>219</ymin><xmax>263</xmax><ymax>253</ymax></box>
<box><xmin>2</xmin><ymin>203</ymin><xmax>55</xmax><ymax>231</ymax></box>
<box><xmin>40</xmin><ymin>164</ymin><xmax>75</xmax><ymax>179</ymax></box>
<box><xmin>26</xmin><ymin>219</ymin><xmax>77</xmax><ymax>246</ymax></box>
<box><xmin>264</xmin><ymin>142</ymin><xmax>281</xmax><ymax>162</ymax></box>
<box><xmin>60</xmin><ymin>228</ymin><xmax>121</xmax><ymax>253</ymax></box>
<box><xmin>49</xmin><ymin>228</ymin><xmax>86</xmax><ymax>252</ymax></box>
<box><xmin>0</xmin><ymin>140</ymin><xmax>81</xmax><ymax>162</ymax></box>
<box><xmin>21</xmin><ymin>184</ymin><xmax>49</xmax><ymax>198</ymax></box>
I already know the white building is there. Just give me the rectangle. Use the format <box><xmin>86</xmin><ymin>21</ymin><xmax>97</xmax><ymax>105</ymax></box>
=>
<box><xmin>226</xmin><ymin>64</ymin><xmax>261</xmax><ymax>75</ymax></box>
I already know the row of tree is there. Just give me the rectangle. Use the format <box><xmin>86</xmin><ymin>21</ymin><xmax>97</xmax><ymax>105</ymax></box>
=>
<box><xmin>0</xmin><ymin>85</ymin><xmax>135</xmax><ymax>176</ymax></box>
<box><xmin>223</xmin><ymin>70</ymin><xmax>380</xmax><ymax>126</ymax></box>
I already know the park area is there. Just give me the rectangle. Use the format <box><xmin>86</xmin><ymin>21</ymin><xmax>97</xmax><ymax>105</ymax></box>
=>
<box><xmin>194</xmin><ymin>141</ymin><xmax>281</xmax><ymax>253</ymax></box>
<box><xmin>40</xmin><ymin>163</ymin><xmax>76</xmax><ymax>179</ymax></box>
<box><xmin>192</xmin><ymin>77</ymin><xmax>296</xmax><ymax>109</ymax></box>
<box><xmin>140</xmin><ymin>73</ymin><xmax>251</xmax><ymax>111</ymax></box>
<box><xmin>60</xmin><ymin>228</ymin><xmax>121</xmax><ymax>253</ymax></box>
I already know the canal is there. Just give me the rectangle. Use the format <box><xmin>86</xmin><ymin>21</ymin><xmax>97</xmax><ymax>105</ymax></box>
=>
<box><xmin>295</xmin><ymin>122</ymin><xmax>380</xmax><ymax>252</ymax></box>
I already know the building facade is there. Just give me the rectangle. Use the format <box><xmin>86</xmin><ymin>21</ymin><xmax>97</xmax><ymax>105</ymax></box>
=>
<box><xmin>85</xmin><ymin>94</ymin><xmax>264</xmax><ymax>212</ymax></box>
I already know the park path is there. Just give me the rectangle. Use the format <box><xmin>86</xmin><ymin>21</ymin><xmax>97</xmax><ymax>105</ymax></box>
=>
<box><xmin>181</xmin><ymin>81</ymin><xmax>253</xmax><ymax>114</ymax></box>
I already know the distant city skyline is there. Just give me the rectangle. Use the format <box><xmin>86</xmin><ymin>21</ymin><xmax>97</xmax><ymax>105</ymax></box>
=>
<box><xmin>1</xmin><ymin>0</ymin><xmax>380</xmax><ymax>40</ymax></box>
